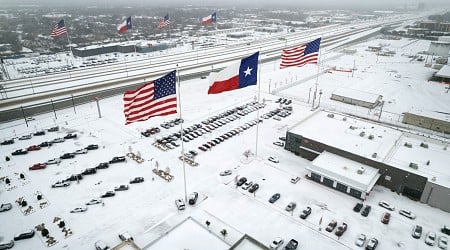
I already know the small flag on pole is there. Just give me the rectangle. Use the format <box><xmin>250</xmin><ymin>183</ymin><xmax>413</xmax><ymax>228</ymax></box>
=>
<box><xmin>123</xmin><ymin>71</ymin><xmax>177</xmax><ymax>125</ymax></box>
<box><xmin>280</xmin><ymin>38</ymin><xmax>321</xmax><ymax>69</ymax></box>
<box><xmin>117</xmin><ymin>16</ymin><xmax>132</xmax><ymax>33</ymax></box>
<box><xmin>50</xmin><ymin>20</ymin><xmax>68</xmax><ymax>38</ymax></box>
<box><xmin>202</xmin><ymin>12</ymin><xmax>217</xmax><ymax>25</ymax></box>
<box><xmin>158</xmin><ymin>14</ymin><xmax>170</xmax><ymax>29</ymax></box>
<box><xmin>319</xmin><ymin>216</ymin><xmax>323</xmax><ymax>225</ymax></box>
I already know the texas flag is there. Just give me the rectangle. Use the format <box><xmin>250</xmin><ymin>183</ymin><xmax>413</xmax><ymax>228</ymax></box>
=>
<box><xmin>208</xmin><ymin>52</ymin><xmax>259</xmax><ymax>95</ymax></box>
<box><xmin>202</xmin><ymin>12</ymin><xmax>217</xmax><ymax>25</ymax></box>
<box><xmin>117</xmin><ymin>16</ymin><xmax>132</xmax><ymax>33</ymax></box>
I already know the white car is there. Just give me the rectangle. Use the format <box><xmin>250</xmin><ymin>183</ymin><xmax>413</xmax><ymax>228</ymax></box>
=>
<box><xmin>70</xmin><ymin>207</ymin><xmax>88</xmax><ymax>213</ymax></box>
<box><xmin>220</xmin><ymin>170</ymin><xmax>232</xmax><ymax>176</ymax></box>
<box><xmin>378</xmin><ymin>200</ymin><xmax>395</xmax><ymax>211</ymax></box>
<box><xmin>86</xmin><ymin>199</ymin><xmax>103</xmax><ymax>205</ymax></box>
<box><xmin>175</xmin><ymin>199</ymin><xmax>185</xmax><ymax>210</ymax></box>
<box><xmin>51</xmin><ymin>181</ymin><xmax>70</xmax><ymax>188</ymax></box>
<box><xmin>242</xmin><ymin>181</ymin><xmax>253</xmax><ymax>190</ymax></box>
<box><xmin>268</xmin><ymin>156</ymin><xmax>279</xmax><ymax>163</ymax></box>
<box><xmin>399</xmin><ymin>209</ymin><xmax>416</xmax><ymax>219</ymax></box>
<box><xmin>425</xmin><ymin>232</ymin><xmax>437</xmax><ymax>246</ymax></box>
<box><xmin>46</xmin><ymin>158</ymin><xmax>61</xmax><ymax>165</ymax></box>
<box><xmin>74</xmin><ymin>148</ymin><xmax>88</xmax><ymax>154</ymax></box>
<box><xmin>355</xmin><ymin>233</ymin><xmax>366</xmax><ymax>247</ymax></box>
<box><xmin>290</xmin><ymin>177</ymin><xmax>300</xmax><ymax>184</ymax></box>
<box><xmin>438</xmin><ymin>236</ymin><xmax>448</xmax><ymax>250</ymax></box>
<box><xmin>269</xmin><ymin>237</ymin><xmax>284</xmax><ymax>249</ymax></box>
<box><xmin>273</xmin><ymin>141</ymin><xmax>284</xmax><ymax>147</ymax></box>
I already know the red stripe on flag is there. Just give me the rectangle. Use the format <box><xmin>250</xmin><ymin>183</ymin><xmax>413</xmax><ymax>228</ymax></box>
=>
<box><xmin>207</xmin><ymin>75</ymin><xmax>239</xmax><ymax>94</ymax></box>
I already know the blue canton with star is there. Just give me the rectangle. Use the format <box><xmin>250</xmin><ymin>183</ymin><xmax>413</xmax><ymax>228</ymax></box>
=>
<box><xmin>238</xmin><ymin>52</ymin><xmax>259</xmax><ymax>89</ymax></box>
<box><xmin>154</xmin><ymin>70</ymin><xmax>176</xmax><ymax>99</ymax></box>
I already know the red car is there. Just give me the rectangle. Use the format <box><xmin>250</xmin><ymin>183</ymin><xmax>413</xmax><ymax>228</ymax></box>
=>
<box><xmin>29</xmin><ymin>163</ymin><xmax>46</xmax><ymax>170</ymax></box>
<box><xmin>27</xmin><ymin>145</ymin><xmax>41</xmax><ymax>151</ymax></box>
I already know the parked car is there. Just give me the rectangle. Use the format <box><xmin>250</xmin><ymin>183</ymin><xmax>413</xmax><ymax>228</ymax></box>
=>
<box><xmin>86</xmin><ymin>199</ymin><xmax>103</xmax><ymax>205</ymax></box>
<box><xmin>290</xmin><ymin>177</ymin><xmax>300</xmax><ymax>184</ymax></box>
<box><xmin>60</xmin><ymin>153</ymin><xmax>75</xmax><ymax>159</ymax></box>
<box><xmin>354</xmin><ymin>203</ymin><xmax>364</xmax><ymax>212</ymax></box>
<box><xmin>355</xmin><ymin>233</ymin><xmax>367</xmax><ymax>247</ymax></box>
<box><xmin>96</xmin><ymin>162</ymin><xmax>109</xmax><ymax>169</ymax></box>
<box><xmin>70</xmin><ymin>207</ymin><xmax>88</xmax><ymax>213</ymax></box>
<box><xmin>175</xmin><ymin>199</ymin><xmax>185</xmax><ymax>210</ymax></box>
<box><xmin>189</xmin><ymin>192</ymin><xmax>199</xmax><ymax>205</ymax></box>
<box><xmin>284</xmin><ymin>239</ymin><xmax>298</xmax><ymax>250</ymax></box>
<box><xmin>361</xmin><ymin>205</ymin><xmax>371</xmax><ymax>217</ymax></box>
<box><xmin>365</xmin><ymin>238</ymin><xmax>378</xmax><ymax>250</ymax></box>
<box><xmin>378</xmin><ymin>201</ymin><xmax>395</xmax><ymax>211</ymax></box>
<box><xmin>1</xmin><ymin>139</ymin><xmax>14</xmax><ymax>145</ymax></box>
<box><xmin>269</xmin><ymin>193</ymin><xmax>281</xmax><ymax>203</ymax></box>
<box><xmin>39</xmin><ymin>141</ymin><xmax>52</xmax><ymax>147</ymax></box>
<box><xmin>438</xmin><ymin>236</ymin><xmax>448</xmax><ymax>250</ymax></box>
<box><xmin>101</xmin><ymin>191</ymin><xmax>115</xmax><ymax>198</ymax></box>
<box><xmin>300</xmin><ymin>206</ymin><xmax>312</xmax><ymax>219</ymax></box>
<box><xmin>52</xmin><ymin>181</ymin><xmax>70</xmax><ymax>188</ymax></box>
<box><xmin>82</xmin><ymin>168</ymin><xmax>97</xmax><ymax>175</ymax></box>
<box><xmin>425</xmin><ymin>232</ymin><xmax>437</xmax><ymax>246</ymax></box>
<box><xmin>268</xmin><ymin>156</ymin><xmax>279</xmax><ymax>163</ymax></box>
<box><xmin>13</xmin><ymin>229</ymin><xmax>35</xmax><ymax>241</ymax></box>
<box><xmin>118</xmin><ymin>231</ymin><xmax>133</xmax><ymax>241</ymax></box>
<box><xmin>74</xmin><ymin>148</ymin><xmax>88</xmax><ymax>154</ymax></box>
<box><xmin>248</xmin><ymin>183</ymin><xmax>260</xmax><ymax>193</ymax></box>
<box><xmin>46</xmin><ymin>158</ymin><xmax>61</xmax><ymax>165</ymax></box>
<box><xmin>33</xmin><ymin>130</ymin><xmax>45</xmax><ymax>136</ymax></box>
<box><xmin>397</xmin><ymin>209</ymin><xmax>416</xmax><ymax>220</ymax></box>
<box><xmin>270</xmin><ymin>237</ymin><xmax>284</xmax><ymax>250</ymax></box>
<box><xmin>64</xmin><ymin>133</ymin><xmax>77</xmax><ymax>139</ymax></box>
<box><xmin>51</xmin><ymin>137</ymin><xmax>65</xmax><ymax>143</ymax></box>
<box><xmin>27</xmin><ymin>145</ymin><xmax>41</xmax><ymax>151</ymax></box>
<box><xmin>381</xmin><ymin>212</ymin><xmax>391</xmax><ymax>224</ymax></box>
<box><xmin>0</xmin><ymin>203</ymin><xmax>12</xmax><ymax>212</ymax></box>
<box><xmin>109</xmin><ymin>156</ymin><xmax>126</xmax><ymax>163</ymax></box>
<box><xmin>29</xmin><ymin>163</ymin><xmax>46</xmax><ymax>170</ymax></box>
<box><xmin>242</xmin><ymin>181</ymin><xmax>253</xmax><ymax>190</ymax></box>
<box><xmin>94</xmin><ymin>240</ymin><xmax>109</xmax><ymax>250</ymax></box>
<box><xmin>0</xmin><ymin>240</ymin><xmax>14</xmax><ymax>249</ymax></box>
<box><xmin>236</xmin><ymin>177</ymin><xmax>247</xmax><ymax>186</ymax></box>
<box><xmin>443</xmin><ymin>225</ymin><xmax>450</xmax><ymax>236</ymax></box>
<box><xmin>412</xmin><ymin>225</ymin><xmax>423</xmax><ymax>239</ymax></box>
<box><xmin>12</xmin><ymin>149</ymin><xmax>28</xmax><ymax>155</ymax></box>
<box><xmin>130</xmin><ymin>177</ymin><xmax>144</xmax><ymax>184</ymax></box>
<box><xmin>47</xmin><ymin>126</ymin><xmax>59</xmax><ymax>132</ymax></box>
<box><xmin>220</xmin><ymin>170</ymin><xmax>232</xmax><ymax>176</ymax></box>
<box><xmin>85</xmin><ymin>144</ymin><xmax>99</xmax><ymax>150</ymax></box>
<box><xmin>326</xmin><ymin>220</ymin><xmax>337</xmax><ymax>232</ymax></box>
<box><xmin>66</xmin><ymin>174</ymin><xmax>83</xmax><ymax>182</ymax></box>
<box><xmin>285</xmin><ymin>202</ymin><xmax>297</xmax><ymax>212</ymax></box>
<box><xmin>335</xmin><ymin>222</ymin><xmax>348</xmax><ymax>236</ymax></box>
<box><xmin>114</xmin><ymin>185</ymin><xmax>129</xmax><ymax>191</ymax></box>
<box><xmin>273</xmin><ymin>141</ymin><xmax>284</xmax><ymax>147</ymax></box>
<box><xmin>19</xmin><ymin>134</ymin><xmax>32</xmax><ymax>140</ymax></box>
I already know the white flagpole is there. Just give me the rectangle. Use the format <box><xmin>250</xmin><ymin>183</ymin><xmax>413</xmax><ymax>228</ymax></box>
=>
<box><xmin>64</xmin><ymin>20</ymin><xmax>74</xmax><ymax>61</ymax></box>
<box><xmin>168</xmin><ymin>14</ymin><xmax>172</xmax><ymax>42</ymax></box>
<box><xmin>312</xmin><ymin>50</ymin><xmax>321</xmax><ymax>109</ymax></box>
<box><xmin>255</xmin><ymin>49</ymin><xmax>262</xmax><ymax>158</ymax></box>
<box><xmin>176</xmin><ymin>64</ymin><xmax>188</xmax><ymax>202</ymax></box>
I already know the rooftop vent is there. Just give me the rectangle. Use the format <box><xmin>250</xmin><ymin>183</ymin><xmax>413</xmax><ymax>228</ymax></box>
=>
<box><xmin>343</xmin><ymin>117</ymin><xmax>347</xmax><ymax>121</ymax></box>
<box><xmin>404</xmin><ymin>142</ymin><xmax>412</xmax><ymax>148</ymax></box>
<box><xmin>357</xmin><ymin>167</ymin><xmax>365</xmax><ymax>174</ymax></box>
<box><xmin>420</xmin><ymin>142</ymin><xmax>428</xmax><ymax>148</ymax></box>
<box><xmin>349</xmin><ymin>126</ymin><xmax>356</xmax><ymax>130</ymax></box>
<box><xmin>372</xmin><ymin>153</ymin><xmax>377</xmax><ymax>158</ymax></box>
<box><xmin>409</xmin><ymin>162</ymin><xmax>418</xmax><ymax>169</ymax></box>
<box><xmin>368</xmin><ymin>135</ymin><xmax>374</xmax><ymax>140</ymax></box>
<box><xmin>327</xmin><ymin>113</ymin><xmax>334</xmax><ymax>118</ymax></box>
<box><xmin>359</xmin><ymin>131</ymin><xmax>365</xmax><ymax>137</ymax></box>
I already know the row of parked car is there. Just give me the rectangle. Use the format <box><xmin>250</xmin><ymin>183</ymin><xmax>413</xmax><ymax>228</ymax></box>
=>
<box><xmin>11</xmin><ymin>133</ymin><xmax>78</xmax><ymax>157</ymax></box>
<box><xmin>412</xmin><ymin>224</ymin><xmax>448</xmax><ymax>249</ymax></box>
<box><xmin>175</xmin><ymin>192</ymin><xmax>200</xmax><ymax>210</ymax></box>
<box><xmin>236</xmin><ymin>177</ymin><xmax>260</xmax><ymax>193</ymax></box>
<box><xmin>0</xmin><ymin>126</ymin><xmax>60</xmax><ymax>146</ymax></box>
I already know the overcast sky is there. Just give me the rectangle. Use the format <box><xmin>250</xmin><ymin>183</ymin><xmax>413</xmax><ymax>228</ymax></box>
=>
<box><xmin>4</xmin><ymin>0</ymin><xmax>450</xmax><ymax>9</ymax></box>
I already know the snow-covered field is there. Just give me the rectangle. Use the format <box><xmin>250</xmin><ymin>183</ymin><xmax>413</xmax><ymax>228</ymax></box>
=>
<box><xmin>1</xmin><ymin>35</ymin><xmax>449</xmax><ymax>250</ymax></box>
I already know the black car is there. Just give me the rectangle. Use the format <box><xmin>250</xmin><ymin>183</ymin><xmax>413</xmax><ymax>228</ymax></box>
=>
<box><xmin>130</xmin><ymin>177</ymin><xmax>144</xmax><ymax>184</ymax></box>
<box><xmin>95</xmin><ymin>162</ymin><xmax>109</xmax><ymax>169</ymax></box>
<box><xmin>12</xmin><ymin>149</ymin><xmax>28</xmax><ymax>155</ymax></box>
<box><xmin>300</xmin><ymin>206</ymin><xmax>312</xmax><ymax>219</ymax></box>
<box><xmin>101</xmin><ymin>191</ymin><xmax>115</xmax><ymax>198</ymax></box>
<box><xmin>353</xmin><ymin>203</ymin><xmax>363</xmax><ymax>212</ymax></box>
<box><xmin>109</xmin><ymin>156</ymin><xmax>126</xmax><ymax>164</ymax></box>
<box><xmin>189</xmin><ymin>192</ymin><xmax>199</xmax><ymax>205</ymax></box>
<box><xmin>60</xmin><ymin>153</ymin><xmax>75</xmax><ymax>159</ymax></box>
<box><xmin>361</xmin><ymin>205</ymin><xmax>371</xmax><ymax>217</ymax></box>
<box><xmin>236</xmin><ymin>177</ymin><xmax>247</xmax><ymax>186</ymax></box>
<box><xmin>64</xmin><ymin>133</ymin><xmax>77</xmax><ymax>139</ymax></box>
<box><xmin>47</xmin><ymin>126</ymin><xmax>59</xmax><ymax>132</ymax></box>
<box><xmin>39</xmin><ymin>141</ymin><xmax>52</xmax><ymax>147</ymax></box>
<box><xmin>335</xmin><ymin>222</ymin><xmax>348</xmax><ymax>236</ymax></box>
<box><xmin>442</xmin><ymin>225</ymin><xmax>450</xmax><ymax>235</ymax></box>
<box><xmin>248</xmin><ymin>183</ymin><xmax>259</xmax><ymax>193</ymax></box>
<box><xmin>269</xmin><ymin>193</ymin><xmax>281</xmax><ymax>203</ymax></box>
<box><xmin>1</xmin><ymin>139</ymin><xmax>14</xmax><ymax>145</ymax></box>
<box><xmin>66</xmin><ymin>174</ymin><xmax>83</xmax><ymax>182</ymax></box>
<box><xmin>82</xmin><ymin>168</ymin><xmax>97</xmax><ymax>175</ymax></box>
<box><xmin>85</xmin><ymin>144</ymin><xmax>99</xmax><ymax>150</ymax></box>
<box><xmin>33</xmin><ymin>131</ymin><xmax>45</xmax><ymax>136</ymax></box>
<box><xmin>13</xmin><ymin>229</ymin><xmax>35</xmax><ymax>241</ymax></box>
<box><xmin>285</xmin><ymin>239</ymin><xmax>298</xmax><ymax>250</ymax></box>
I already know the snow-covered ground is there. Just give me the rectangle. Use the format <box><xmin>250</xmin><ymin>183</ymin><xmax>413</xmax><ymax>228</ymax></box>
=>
<box><xmin>1</xmin><ymin>35</ymin><xmax>449</xmax><ymax>250</ymax></box>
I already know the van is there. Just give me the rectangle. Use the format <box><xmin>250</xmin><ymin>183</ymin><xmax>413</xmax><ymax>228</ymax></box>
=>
<box><xmin>118</xmin><ymin>231</ymin><xmax>134</xmax><ymax>241</ymax></box>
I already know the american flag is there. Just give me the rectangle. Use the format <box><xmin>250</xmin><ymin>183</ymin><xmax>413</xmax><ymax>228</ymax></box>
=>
<box><xmin>123</xmin><ymin>71</ymin><xmax>177</xmax><ymax>125</ymax></box>
<box><xmin>280</xmin><ymin>38</ymin><xmax>321</xmax><ymax>69</ymax></box>
<box><xmin>50</xmin><ymin>20</ymin><xmax>68</xmax><ymax>38</ymax></box>
<box><xmin>158</xmin><ymin>14</ymin><xmax>170</xmax><ymax>29</ymax></box>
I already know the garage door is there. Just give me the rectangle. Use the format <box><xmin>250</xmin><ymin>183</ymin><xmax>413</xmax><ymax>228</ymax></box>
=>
<box><xmin>336</xmin><ymin>182</ymin><xmax>348</xmax><ymax>193</ymax></box>
<box><xmin>349</xmin><ymin>188</ymin><xmax>362</xmax><ymax>199</ymax></box>
<box><xmin>323</xmin><ymin>177</ymin><xmax>334</xmax><ymax>188</ymax></box>
<box><xmin>311</xmin><ymin>172</ymin><xmax>321</xmax><ymax>183</ymax></box>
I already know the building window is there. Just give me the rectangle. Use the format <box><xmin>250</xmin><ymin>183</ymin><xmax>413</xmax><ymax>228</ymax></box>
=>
<box><xmin>311</xmin><ymin>172</ymin><xmax>321</xmax><ymax>183</ymax></box>
<box><xmin>336</xmin><ymin>182</ymin><xmax>348</xmax><ymax>193</ymax></box>
<box><xmin>323</xmin><ymin>177</ymin><xmax>334</xmax><ymax>188</ymax></box>
<box><xmin>349</xmin><ymin>188</ymin><xmax>362</xmax><ymax>199</ymax></box>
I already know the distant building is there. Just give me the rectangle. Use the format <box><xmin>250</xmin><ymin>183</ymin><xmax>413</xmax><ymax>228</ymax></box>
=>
<box><xmin>330</xmin><ymin>88</ymin><xmax>382</xmax><ymax>109</ymax></box>
<box><xmin>73</xmin><ymin>41</ymin><xmax>173</xmax><ymax>57</ymax></box>
<box><xmin>428</xmin><ymin>41</ymin><xmax>450</xmax><ymax>57</ymax></box>
<box><xmin>402</xmin><ymin>112</ymin><xmax>450</xmax><ymax>135</ymax></box>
